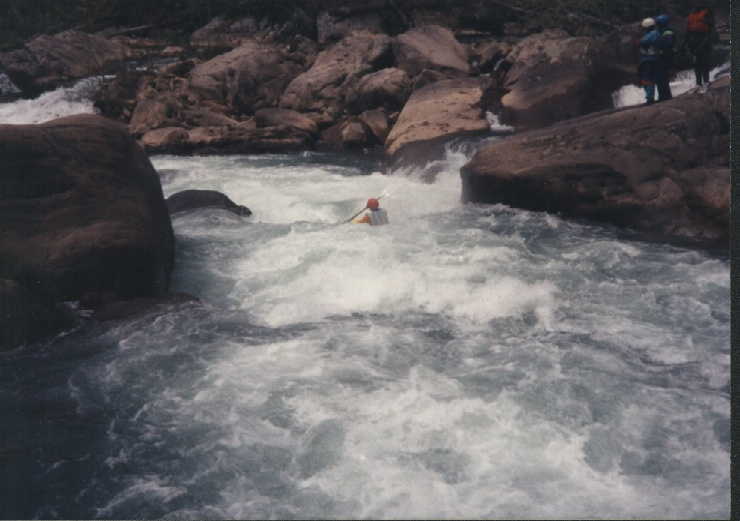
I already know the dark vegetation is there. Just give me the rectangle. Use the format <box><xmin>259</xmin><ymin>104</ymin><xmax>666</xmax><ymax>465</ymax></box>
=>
<box><xmin>0</xmin><ymin>0</ymin><xmax>727</xmax><ymax>50</ymax></box>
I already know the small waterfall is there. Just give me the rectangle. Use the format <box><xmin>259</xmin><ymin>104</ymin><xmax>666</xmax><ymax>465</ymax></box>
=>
<box><xmin>0</xmin><ymin>76</ymin><xmax>106</xmax><ymax>124</ymax></box>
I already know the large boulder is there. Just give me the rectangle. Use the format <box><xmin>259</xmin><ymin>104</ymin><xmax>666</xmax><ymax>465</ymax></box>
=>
<box><xmin>280</xmin><ymin>31</ymin><xmax>393</xmax><ymax>120</ymax></box>
<box><xmin>0</xmin><ymin>114</ymin><xmax>175</xmax><ymax>304</ymax></box>
<box><xmin>189</xmin><ymin>39</ymin><xmax>304</xmax><ymax>114</ymax></box>
<box><xmin>385</xmin><ymin>77</ymin><xmax>490</xmax><ymax>164</ymax></box>
<box><xmin>392</xmin><ymin>25</ymin><xmax>470</xmax><ymax>78</ymax></box>
<box><xmin>345</xmin><ymin>67</ymin><xmax>411</xmax><ymax>113</ymax></box>
<box><xmin>499</xmin><ymin>29</ymin><xmax>627</xmax><ymax>130</ymax></box>
<box><xmin>461</xmin><ymin>78</ymin><xmax>730</xmax><ymax>249</ymax></box>
<box><xmin>0</xmin><ymin>30</ymin><xmax>129</xmax><ymax>96</ymax></box>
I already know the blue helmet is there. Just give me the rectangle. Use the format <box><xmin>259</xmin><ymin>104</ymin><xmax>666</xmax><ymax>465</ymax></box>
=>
<box><xmin>655</xmin><ymin>14</ymin><xmax>670</xmax><ymax>26</ymax></box>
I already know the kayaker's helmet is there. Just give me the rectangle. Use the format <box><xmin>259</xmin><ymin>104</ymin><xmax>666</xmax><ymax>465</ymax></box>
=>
<box><xmin>366</xmin><ymin>198</ymin><xmax>380</xmax><ymax>210</ymax></box>
<box><xmin>655</xmin><ymin>14</ymin><xmax>670</xmax><ymax>26</ymax></box>
<box><xmin>641</xmin><ymin>17</ymin><xmax>656</xmax><ymax>28</ymax></box>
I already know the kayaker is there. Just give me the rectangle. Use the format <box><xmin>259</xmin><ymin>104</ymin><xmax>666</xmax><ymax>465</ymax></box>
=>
<box><xmin>352</xmin><ymin>198</ymin><xmax>389</xmax><ymax>225</ymax></box>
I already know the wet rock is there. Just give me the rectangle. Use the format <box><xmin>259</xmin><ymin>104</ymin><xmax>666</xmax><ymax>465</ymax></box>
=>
<box><xmin>0</xmin><ymin>280</ymin><xmax>77</xmax><ymax>350</ymax></box>
<box><xmin>346</xmin><ymin>67</ymin><xmax>411</xmax><ymax>113</ymax></box>
<box><xmin>0</xmin><ymin>30</ymin><xmax>129</xmax><ymax>96</ymax></box>
<box><xmin>393</xmin><ymin>25</ymin><xmax>470</xmax><ymax>78</ymax></box>
<box><xmin>189</xmin><ymin>39</ymin><xmax>304</xmax><ymax>114</ymax></box>
<box><xmin>385</xmin><ymin>77</ymin><xmax>489</xmax><ymax>164</ymax></box>
<box><xmin>0</xmin><ymin>114</ymin><xmax>175</xmax><ymax>343</ymax></box>
<box><xmin>461</xmin><ymin>80</ymin><xmax>730</xmax><ymax>249</ymax></box>
<box><xmin>280</xmin><ymin>31</ymin><xmax>393</xmax><ymax>120</ymax></box>
<box><xmin>255</xmin><ymin>108</ymin><xmax>318</xmax><ymax>136</ymax></box>
<box><xmin>166</xmin><ymin>189</ymin><xmax>252</xmax><ymax>217</ymax></box>
<box><xmin>499</xmin><ymin>29</ymin><xmax>628</xmax><ymax>129</ymax></box>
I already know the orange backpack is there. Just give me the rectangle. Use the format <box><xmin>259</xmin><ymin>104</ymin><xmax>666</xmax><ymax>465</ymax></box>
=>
<box><xmin>687</xmin><ymin>9</ymin><xmax>710</xmax><ymax>32</ymax></box>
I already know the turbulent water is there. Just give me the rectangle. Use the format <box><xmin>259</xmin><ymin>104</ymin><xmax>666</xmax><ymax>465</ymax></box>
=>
<box><xmin>0</xmin><ymin>73</ymin><xmax>731</xmax><ymax>519</ymax></box>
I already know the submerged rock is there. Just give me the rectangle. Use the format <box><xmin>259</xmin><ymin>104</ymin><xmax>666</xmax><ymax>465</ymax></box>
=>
<box><xmin>461</xmin><ymin>78</ymin><xmax>730</xmax><ymax>249</ymax></box>
<box><xmin>166</xmin><ymin>189</ymin><xmax>252</xmax><ymax>217</ymax></box>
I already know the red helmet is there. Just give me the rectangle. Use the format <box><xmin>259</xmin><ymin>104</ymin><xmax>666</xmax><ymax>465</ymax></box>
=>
<box><xmin>366</xmin><ymin>198</ymin><xmax>380</xmax><ymax>209</ymax></box>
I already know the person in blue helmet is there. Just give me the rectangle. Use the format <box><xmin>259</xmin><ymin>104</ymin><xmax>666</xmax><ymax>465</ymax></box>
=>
<box><xmin>638</xmin><ymin>17</ymin><xmax>661</xmax><ymax>105</ymax></box>
<box><xmin>654</xmin><ymin>14</ymin><xmax>675</xmax><ymax>101</ymax></box>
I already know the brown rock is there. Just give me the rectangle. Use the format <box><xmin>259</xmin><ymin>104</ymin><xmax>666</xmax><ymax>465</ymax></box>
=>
<box><xmin>346</xmin><ymin>67</ymin><xmax>411</xmax><ymax>113</ymax></box>
<box><xmin>0</xmin><ymin>114</ymin><xmax>175</xmax><ymax>304</ymax></box>
<box><xmin>499</xmin><ymin>30</ymin><xmax>622</xmax><ymax>129</ymax></box>
<box><xmin>385</xmin><ymin>77</ymin><xmax>489</xmax><ymax>162</ymax></box>
<box><xmin>393</xmin><ymin>25</ymin><xmax>470</xmax><ymax>78</ymax></box>
<box><xmin>189</xmin><ymin>39</ymin><xmax>303</xmax><ymax>114</ymax></box>
<box><xmin>280</xmin><ymin>31</ymin><xmax>393</xmax><ymax>119</ymax></box>
<box><xmin>140</xmin><ymin>127</ymin><xmax>189</xmax><ymax>148</ymax></box>
<box><xmin>0</xmin><ymin>30</ymin><xmax>129</xmax><ymax>95</ymax></box>
<box><xmin>255</xmin><ymin>108</ymin><xmax>318</xmax><ymax>135</ymax></box>
<box><xmin>461</xmin><ymin>83</ymin><xmax>730</xmax><ymax>249</ymax></box>
<box><xmin>359</xmin><ymin>109</ymin><xmax>390</xmax><ymax>143</ymax></box>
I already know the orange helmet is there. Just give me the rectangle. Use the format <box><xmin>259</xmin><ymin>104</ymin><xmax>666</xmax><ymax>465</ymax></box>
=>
<box><xmin>366</xmin><ymin>198</ymin><xmax>380</xmax><ymax>209</ymax></box>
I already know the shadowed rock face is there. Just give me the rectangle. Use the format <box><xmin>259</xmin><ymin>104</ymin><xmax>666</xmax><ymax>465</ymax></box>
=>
<box><xmin>166</xmin><ymin>190</ymin><xmax>252</xmax><ymax>217</ymax></box>
<box><xmin>0</xmin><ymin>279</ymin><xmax>77</xmax><ymax>350</ymax></box>
<box><xmin>462</xmin><ymin>77</ymin><xmax>730</xmax><ymax>249</ymax></box>
<box><xmin>0</xmin><ymin>114</ymin><xmax>175</xmax><ymax>303</ymax></box>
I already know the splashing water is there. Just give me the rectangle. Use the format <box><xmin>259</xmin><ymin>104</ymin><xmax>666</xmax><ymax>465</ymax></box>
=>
<box><xmin>0</xmin><ymin>76</ymin><xmax>105</xmax><ymax>124</ymax></box>
<box><xmin>1</xmin><ymin>142</ymin><xmax>728</xmax><ymax>519</ymax></box>
<box><xmin>611</xmin><ymin>63</ymin><xmax>729</xmax><ymax>108</ymax></box>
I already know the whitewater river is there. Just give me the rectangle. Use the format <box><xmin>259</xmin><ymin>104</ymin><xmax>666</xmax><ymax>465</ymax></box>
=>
<box><xmin>0</xmin><ymin>77</ymin><xmax>730</xmax><ymax>519</ymax></box>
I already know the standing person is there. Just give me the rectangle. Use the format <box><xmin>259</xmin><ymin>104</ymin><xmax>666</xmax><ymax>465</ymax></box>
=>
<box><xmin>638</xmin><ymin>18</ymin><xmax>660</xmax><ymax>105</ymax></box>
<box><xmin>352</xmin><ymin>198</ymin><xmax>389</xmax><ymax>225</ymax></box>
<box><xmin>683</xmin><ymin>5</ymin><xmax>714</xmax><ymax>92</ymax></box>
<box><xmin>654</xmin><ymin>14</ymin><xmax>675</xmax><ymax>101</ymax></box>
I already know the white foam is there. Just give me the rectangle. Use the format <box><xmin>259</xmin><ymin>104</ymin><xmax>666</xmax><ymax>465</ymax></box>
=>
<box><xmin>612</xmin><ymin>63</ymin><xmax>729</xmax><ymax>108</ymax></box>
<box><xmin>0</xmin><ymin>76</ymin><xmax>103</xmax><ymax>124</ymax></box>
<box><xmin>485</xmin><ymin>111</ymin><xmax>515</xmax><ymax>134</ymax></box>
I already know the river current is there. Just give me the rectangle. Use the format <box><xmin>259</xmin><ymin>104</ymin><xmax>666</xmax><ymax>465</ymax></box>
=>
<box><xmin>0</xmin><ymin>76</ymin><xmax>730</xmax><ymax>519</ymax></box>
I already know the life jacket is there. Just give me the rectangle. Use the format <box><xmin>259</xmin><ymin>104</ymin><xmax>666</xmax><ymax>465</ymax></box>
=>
<box><xmin>687</xmin><ymin>9</ymin><xmax>710</xmax><ymax>32</ymax></box>
<box><xmin>639</xmin><ymin>29</ymin><xmax>661</xmax><ymax>62</ymax></box>
<box><xmin>353</xmin><ymin>208</ymin><xmax>389</xmax><ymax>225</ymax></box>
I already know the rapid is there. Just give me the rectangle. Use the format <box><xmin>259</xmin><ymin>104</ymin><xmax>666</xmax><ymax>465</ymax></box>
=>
<box><xmin>0</xmin><ymin>75</ymin><xmax>730</xmax><ymax>520</ymax></box>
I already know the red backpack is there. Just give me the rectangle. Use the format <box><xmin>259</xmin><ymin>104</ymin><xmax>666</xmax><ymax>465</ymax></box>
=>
<box><xmin>687</xmin><ymin>9</ymin><xmax>710</xmax><ymax>32</ymax></box>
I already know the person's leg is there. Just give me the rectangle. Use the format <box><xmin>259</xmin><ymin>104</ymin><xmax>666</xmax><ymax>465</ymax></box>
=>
<box><xmin>644</xmin><ymin>83</ymin><xmax>656</xmax><ymax>104</ymax></box>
